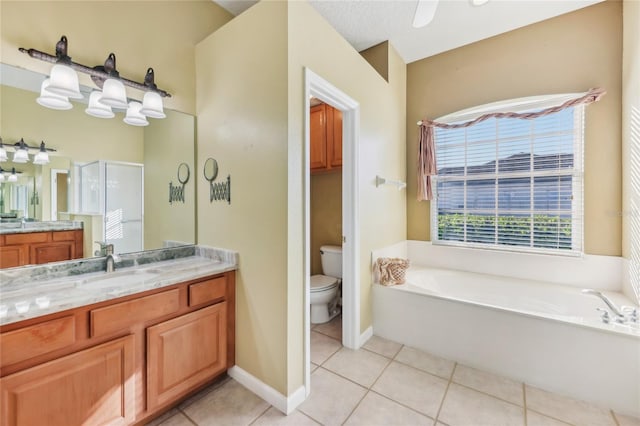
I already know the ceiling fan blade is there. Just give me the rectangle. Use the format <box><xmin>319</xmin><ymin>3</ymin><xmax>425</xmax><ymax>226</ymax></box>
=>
<box><xmin>412</xmin><ymin>0</ymin><xmax>439</xmax><ymax>28</ymax></box>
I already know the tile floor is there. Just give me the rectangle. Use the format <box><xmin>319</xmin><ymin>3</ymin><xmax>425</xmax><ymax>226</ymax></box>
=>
<box><xmin>147</xmin><ymin>315</ymin><xmax>639</xmax><ymax>426</ymax></box>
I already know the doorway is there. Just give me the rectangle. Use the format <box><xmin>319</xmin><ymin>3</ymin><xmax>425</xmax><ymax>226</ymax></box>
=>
<box><xmin>50</xmin><ymin>169</ymin><xmax>69</xmax><ymax>220</ymax></box>
<box><xmin>304</xmin><ymin>68</ymin><xmax>360</xmax><ymax>397</ymax></box>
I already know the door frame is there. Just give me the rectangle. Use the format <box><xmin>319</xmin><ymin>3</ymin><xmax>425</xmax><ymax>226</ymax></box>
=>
<box><xmin>304</xmin><ymin>68</ymin><xmax>360</xmax><ymax>396</ymax></box>
<box><xmin>50</xmin><ymin>168</ymin><xmax>68</xmax><ymax>220</ymax></box>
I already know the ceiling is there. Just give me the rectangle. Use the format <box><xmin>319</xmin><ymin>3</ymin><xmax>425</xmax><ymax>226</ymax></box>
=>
<box><xmin>214</xmin><ymin>0</ymin><xmax>603</xmax><ymax>63</ymax></box>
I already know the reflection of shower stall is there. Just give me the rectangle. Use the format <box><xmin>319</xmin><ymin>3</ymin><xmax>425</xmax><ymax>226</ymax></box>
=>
<box><xmin>76</xmin><ymin>161</ymin><xmax>144</xmax><ymax>254</ymax></box>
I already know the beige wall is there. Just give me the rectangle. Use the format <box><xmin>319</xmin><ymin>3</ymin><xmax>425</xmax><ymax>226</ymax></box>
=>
<box><xmin>196</xmin><ymin>1</ymin><xmax>290</xmax><ymax>395</ymax></box>
<box><xmin>406</xmin><ymin>0</ymin><xmax>623</xmax><ymax>256</ymax></box>
<box><xmin>196</xmin><ymin>0</ymin><xmax>406</xmax><ymax>396</ymax></box>
<box><xmin>310</xmin><ymin>172</ymin><xmax>342</xmax><ymax>275</ymax></box>
<box><xmin>622</xmin><ymin>0</ymin><xmax>640</xmax><ymax>302</ymax></box>
<box><xmin>360</xmin><ymin>41</ymin><xmax>389</xmax><ymax>82</ymax></box>
<box><xmin>287</xmin><ymin>0</ymin><xmax>406</xmax><ymax>393</ymax></box>
<box><xmin>143</xmin><ymin>110</ymin><xmax>196</xmax><ymax>249</ymax></box>
<box><xmin>0</xmin><ymin>0</ymin><xmax>232</xmax><ymax>115</ymax></box>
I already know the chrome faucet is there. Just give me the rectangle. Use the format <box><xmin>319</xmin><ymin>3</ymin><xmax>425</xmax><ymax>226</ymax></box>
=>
<box><xmin>582</xmin><ymin>289</ymin><xmax>638</xmax><ymax>324</ymax></box>
<box><xmin>105</xmin><ymin>244</ymin><xmax>120</xmax><ymax>273</ymax></box>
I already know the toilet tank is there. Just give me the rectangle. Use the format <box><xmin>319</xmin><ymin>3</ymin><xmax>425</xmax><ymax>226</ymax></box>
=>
<box><xmin>320</xmin><ymin>245</ymin><xmax>342</xmax><ymax>278</ymax></box>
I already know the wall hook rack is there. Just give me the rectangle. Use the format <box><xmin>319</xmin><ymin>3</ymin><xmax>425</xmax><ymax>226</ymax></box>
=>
<box><xmin>376</xmin><ymin>175</ymin><xmax>406</xmax><ymax>190</ymax></box>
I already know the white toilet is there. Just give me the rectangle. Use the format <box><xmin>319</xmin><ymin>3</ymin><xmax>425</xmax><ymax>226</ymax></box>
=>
<box><xmin>310</xmin><ymin>245</ymin><xmax>342</xmax><ymax>324</ymax></box>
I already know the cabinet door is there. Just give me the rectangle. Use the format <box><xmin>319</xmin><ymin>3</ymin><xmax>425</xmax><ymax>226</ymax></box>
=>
<box><xmin>147</xmin><ymin>303</ymin><xmax>227</xmax><ymax>410</ymax></box>
<box><xmin>0</xmin><ymin>335</ymin><xmax>135</xmax><ymax>426</ymax></box>
<box><xmin>30</xmin><ymin>241</ymin><xmax>75</xmax><ymax>265</ymax></box>
<box><xmin>330</xmin><ymin>108</ymin><xmax>343</xmax><ymax>168</ymax></box>
<box><xmin>0</xmin><ymin>245</ymin><xmax>28</xmax><ymax>269</ymax></box>
<box><xmin>310</xmin><ymin>104</ymin><xmax>327</xmax><ymax>171</ymax></box>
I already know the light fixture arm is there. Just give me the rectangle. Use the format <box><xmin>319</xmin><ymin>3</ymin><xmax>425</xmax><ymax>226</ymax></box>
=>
<box><xmin>19</xmin><ymin>35</ymin><xmax>171</xmax><ymax>98</ymax></box>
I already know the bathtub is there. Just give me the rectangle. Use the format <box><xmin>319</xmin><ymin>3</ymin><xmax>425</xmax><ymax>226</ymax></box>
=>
<box><xmin>372</xmin><ymin>241</ymin><xmax>640</xmax><ymax>418</ymax></box>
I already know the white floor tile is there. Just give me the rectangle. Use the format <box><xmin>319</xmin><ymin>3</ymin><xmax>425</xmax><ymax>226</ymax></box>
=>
<box><xmin>525</xmin><ymin>385</ymin><xmax>616</xmax><ymax>426</ymax></box>
<box><xmin>395</xmin><ymin>346</ymin><xmax>455</xmax><ymax>380</ymax></box>
<box><xmin>372</xmin><ymin>361</ymin><xmax>448</xmax><ymax>418</ymax></box>
<box><xmin>323</xmin><ymin>347</ymin><xmax>390</xmax><ymax>388</ymax></box>
<box><xmin>344</xmin><ymin>391</ymin><xmax>433</xmax><ymax>426</ymax></box>
<box><xmin>363</xmin><ymin>335</ymin><xmax>403</xmax><ymax>359</ymax></box>
<box><xmin>181</xmin><ymin>379</ymin><xmax>269</xmax><ymax>425</ymax></box>
<box><xmin>438</xmin><ymin>383</ymin><xmax>524</xmax><ymax>426</ymax></box>
<box><xmin>526</xmin><ymin>410</ymin><xmax>572</xmax><ymax>426</ymax></box>
<box><xmin>155</xmin><ymin>411</ymin><xmax>193</xmax><ymax>426</ymax></box>
<box><xmin>615</xmin><ymin>412</ymin><xmax>640</xmax><ymax>426</ymax></box>
<box><xmin>313</xmin><ymin>315</ymin><xmax>342</xmax><ymax>341</ymax></box>
<box><xmin>252</xmin><ymin>407</ymin><xmax>320</xmax><ymax>425</ymax></box>
<box><xmin>310</xmin><ymin>330</ymin><xmax>342</xmax><ymax>365</ymax></box>
<box><xmin>298</xmin><ymin>368</ymin><xmax>367</xmax><ymax>426</ymax></box>
<box><xmin>452</xmin><ymin>364</ymin><xmax>523</xmax><ymax>406</ymax></box>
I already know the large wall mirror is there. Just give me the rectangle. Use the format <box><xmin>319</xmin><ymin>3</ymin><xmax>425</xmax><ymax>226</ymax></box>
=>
<box><xmin>0</xmin><ymin>63</ymin><xmax>196</xmax><ymax>264</ymax></box>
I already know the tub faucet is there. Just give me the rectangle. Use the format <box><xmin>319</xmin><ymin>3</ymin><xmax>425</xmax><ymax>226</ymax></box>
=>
<box><xmin>582</xmin><ymin>289</ymin><xmax>629</xmax><ymax>323</ymax></box>
<box><xmin>105</xmin><ymin>244</ymin><xmax>120</xmax><ymax>273</ymax></box>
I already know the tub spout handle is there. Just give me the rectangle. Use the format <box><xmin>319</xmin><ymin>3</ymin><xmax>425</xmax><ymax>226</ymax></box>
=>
<box><xmin>596</xmin><ymin>307</ymin><xmax>610</xmax><ymax>324</ymax></box>
<box><xmin>581</xmin><ymin>289</ymin><xmax>624</xmax><ymax>319</ymax></box>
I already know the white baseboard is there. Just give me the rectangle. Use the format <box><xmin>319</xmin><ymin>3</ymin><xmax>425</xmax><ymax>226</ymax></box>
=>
<box><xmin>228</xmin><ymin>366</ymin><xmax>306</xmax><ymax>415</ymax></box>
<box><xmin>359</xmin><ymin>325</ymin><xmax>373</xmax><ymax>347</ymax></box>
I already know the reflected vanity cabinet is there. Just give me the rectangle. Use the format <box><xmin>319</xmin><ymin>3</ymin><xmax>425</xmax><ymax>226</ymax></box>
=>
<box><xmin>0</xmin><ymin>270</ymin><xmax>235</xmax><ymax>426</ymax></box>
<box><xmin>0</xmin><ymin>229</ymin><xmax>83</xmax><ymax>269</ymax></box>
<box><xmin>310</xmin><ymin>103</ymin><xmax>343</xmax><ymax>174</ymax></box>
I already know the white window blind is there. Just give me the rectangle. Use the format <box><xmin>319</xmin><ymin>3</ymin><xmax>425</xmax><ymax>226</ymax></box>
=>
<box><xmin>431</xmin><ymin>104</ymin><xmax>584</xmax><ymax>255</ymax></box>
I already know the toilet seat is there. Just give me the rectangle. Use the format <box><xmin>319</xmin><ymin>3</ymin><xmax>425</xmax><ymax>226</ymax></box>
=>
<box><xmin>310</xmin><ymin>275</ymin><xmax>338</xmax><ymax>292</ymax></box>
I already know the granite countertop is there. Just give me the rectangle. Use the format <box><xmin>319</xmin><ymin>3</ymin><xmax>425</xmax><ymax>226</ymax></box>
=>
<box><xmin>0</xmin><ymin>248</ymin><xmax>237</xmax><ymax>326</ymax></box>
<box><xmin>0</xmin><ymin>220</ymin><xmax>83</xmax><ymax>235</ymax></box>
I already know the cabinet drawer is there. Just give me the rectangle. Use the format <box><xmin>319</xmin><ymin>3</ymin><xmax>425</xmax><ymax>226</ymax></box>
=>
<box><xmin>5</xmin><ymin>232</ymin><xmax>49</xmax><ymax>245</ymax></box>
<box><xmin>51</xmin><ymin>231</ymin><xmax>76</xmax><ymax>242</ymax></box>
<box><xmin>0</xmin><ymin>316</ymin><xmax>76</xmax><ymax>367</ymax></box>
<box><xmin>90</xmin><ymin>289</ymin><xmax>180</xmax><ymax>337</ymax></box>
<box><xmin>189</xmin><ymin>276</ymin><xmax>226</xmax><ymax>307</ymax></box>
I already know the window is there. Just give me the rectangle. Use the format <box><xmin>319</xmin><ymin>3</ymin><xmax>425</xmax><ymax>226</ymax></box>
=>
<box><xmin>432</xmin><ymin>100</ymin><xmax>584</xmax><ymax>255</ymax></box>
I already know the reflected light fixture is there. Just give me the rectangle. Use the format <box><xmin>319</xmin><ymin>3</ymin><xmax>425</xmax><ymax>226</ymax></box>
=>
<box><xmin>471</xmin><ymin>0</ymin><xmax>489</xmax><ymax>5</ymax></box>
<box><xmin>8</xmin><ymin>168</ymin><xmax>18</xmax><ymax>183</ymax></box>
<box><xmin>33</xmin><ymin>142</ymin><xmax>50</xmax><ymax>165</ymax></box>
<box><xmin>19</xmin><ymin>35</ymin><xmax>171</xmax><ymax>125</ymax></box>
<box><xmin>13</xmin><ymin>139</ymin><xmax>29</xmax><ymax>163</ymax></box>
<box><xmin>0</xmin><ymin>173</ymin><xmax>4</xmax><ymax>182</ymax></box>
<box><xmin>0</xmin><ymin>138</ymin><xmax>7</xmax><ymax>162</ymax></box>
<box><xmin>36</xmin><ymin>78</ymin><xmax>73</xmax><ymax>110</ymax></box>
<box><xmin>123</xmin><ymin>101</ymin><xmax>149</xmax><ymax>127</ymax></box>
<box><xmin>85</xmin><ymin>91</ymin><xmax>115</xmax><ymax>118</ymax></box>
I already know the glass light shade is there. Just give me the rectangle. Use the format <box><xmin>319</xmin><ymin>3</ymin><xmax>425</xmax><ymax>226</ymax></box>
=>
<box><xmin>99</xmin><ymin>79</ymin><xmax>129</xmax><ymax>109</ymax></box>
<box><xmin>12</xmin><ymin>148</ymin><xmax>28</xmax><ymax>164</ymax></box>
<box><xmin>85</xmin><ymin>91</ymin><xmax>115</xmax><ymax>118</ymax></box>
<box><xmin>46</xmin><ymin>64</ymin><xmax>83</xmax><ymax>99</ymax></box>
<box><xmin>36</xmin><ymin>79</ymin><xmax>73</xmax><ymax>111</ymax></box>
<box><xmin>123</xmin><ymin>101</ymin><xmax>149</xmax><ymax>126</ymax></box>
<box><xmin>33</xmin><ymin>143</ymin><xmax>50</xmax><ymax>165</ymax></box>
<box><xmin>139</xmin><ymin>91</ymin><xmax>166</xmax><ymax>119</ymax></box>
<box><xmin>0</xmin><ymin>146</ymin><xmax>7</xmax><ymax>162</ymax></box>
<box><xmin>0</xmin><ymin>173</ymin><xmax>4</xmax><ymax>182</ymax></box>
<box><xmin>8</xmin><ymin>171</ymin><xmax>18</xmax><ymax>182</ymax></box>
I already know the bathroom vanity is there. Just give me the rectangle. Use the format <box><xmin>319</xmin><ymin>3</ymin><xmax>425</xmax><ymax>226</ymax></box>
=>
<box><xmin>0</xmin><ymin>247</ymin><xmax>236</xmax><ymax>426</ymax></box>
<box><xmin>0</xmin><ymin>221</ymin><xmax>84</xmax><ymax>269</ymax></box>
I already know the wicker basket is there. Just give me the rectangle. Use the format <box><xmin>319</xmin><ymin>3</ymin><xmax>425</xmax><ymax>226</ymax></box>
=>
<box><xmin>376</xmin><ymin>257</ymin><xmax>410</xmax><ymax>286</ymax></box>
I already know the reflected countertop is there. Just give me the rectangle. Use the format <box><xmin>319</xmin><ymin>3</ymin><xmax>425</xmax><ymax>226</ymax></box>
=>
<box><xmin>0</xmin><ymin>220</ymin><xmax>83</xmax><ymax>235</ymax></box>
<box><xmin>0</xmin><ymin>247</ymin><xmax>237</xmax><ymax>326</ymax></box>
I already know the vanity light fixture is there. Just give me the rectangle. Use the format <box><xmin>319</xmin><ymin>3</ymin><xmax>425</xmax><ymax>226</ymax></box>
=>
<box><xmin>33</xmin><ymin>142</ymin><xmax>50</xmax><ymax>165</ymax></box>
<box><xmin>0</xmin><ymin>173</ymin><xmax>4</xmax><ymax>182</ymax></box>
<box><xmin>123</xmin><ymin>101</ymin><xmax>149</xmax><ymax>127</ymax></box>
<box><xmin>13</xmin><ymin>139</ymin><xmax>29</xmax><ymax>164</ymax></box>
<box><xmin>19</xmin><ymin>35</ymin><xmax>171</xmax><ymax>125</ymax></box>
<box><xmin>8</xmin><ymin>168</ymin><xmax>18</xmax><ymax>183</ymax></box>
<box><xmin>0</xmin><ymin>138</ymin><xmax>56</xmax><ymax>165</ymax></box>
<box><xmin>0</xmin><ymin>138</ymin><xmax>7</xmax><ymax>162</ymax></box>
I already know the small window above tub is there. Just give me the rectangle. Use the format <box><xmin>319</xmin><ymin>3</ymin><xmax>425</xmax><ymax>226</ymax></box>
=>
<box><xmin>430</xmin><ymin>94</ymin><xmax>588</xmax><ymax>255</ymax></box>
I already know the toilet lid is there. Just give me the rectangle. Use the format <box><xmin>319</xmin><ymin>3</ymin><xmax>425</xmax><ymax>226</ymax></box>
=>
<box><xmin>310</xmin><ymin>275</ymin><xmax>338</xmax><ymax>292</ymax></box>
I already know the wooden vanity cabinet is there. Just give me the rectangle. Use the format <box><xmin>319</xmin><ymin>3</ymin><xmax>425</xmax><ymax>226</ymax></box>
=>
<box><xmin>0</xmin><ymin>270</ymin><xmax>235</xmax><ymax>426</ymax></box>
<box><xmin>310</xmin><ymin>103</ymin><xmax>342</xmax><ymax>174</ymax></box>
<box><xmin>0</xmin><ymin>229</ymin><xmax>83</xmax><ymax>269</ymax></box>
